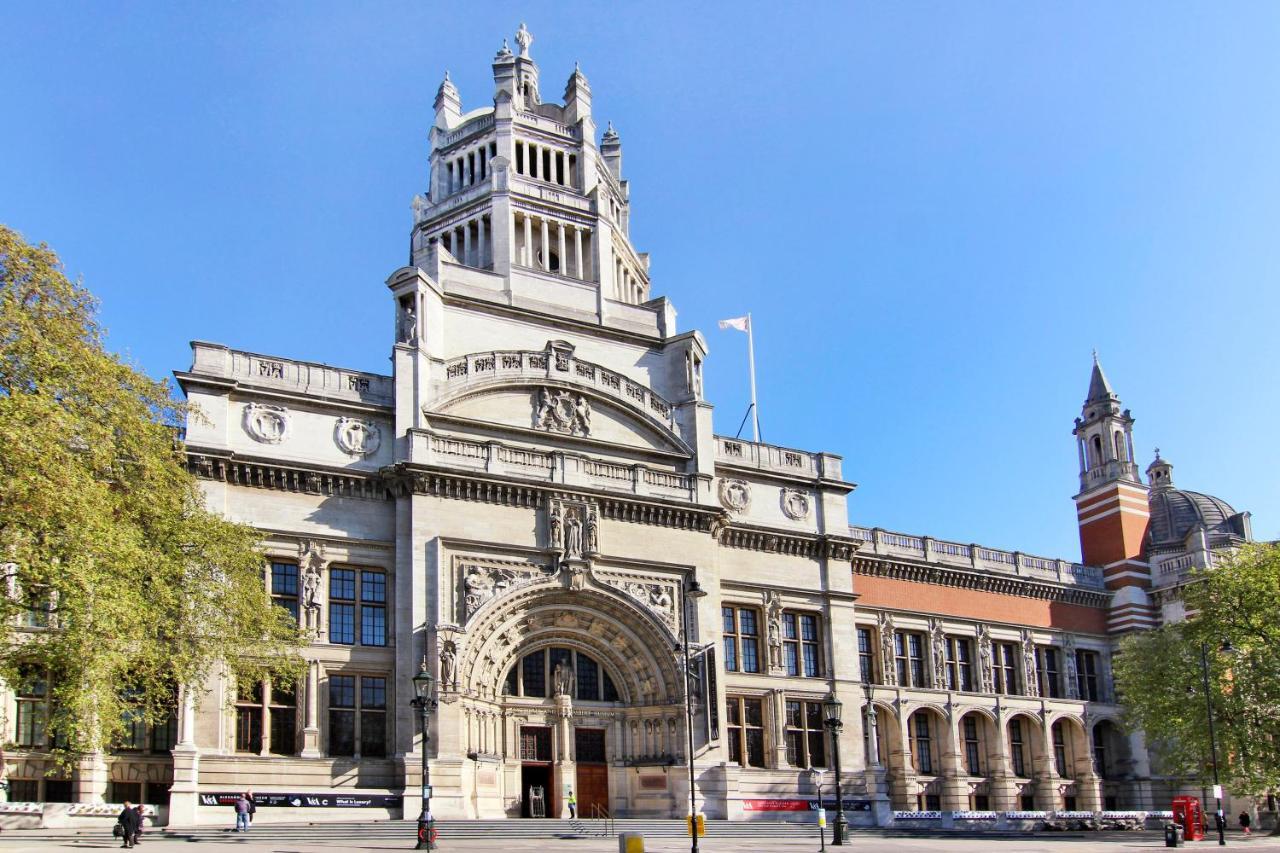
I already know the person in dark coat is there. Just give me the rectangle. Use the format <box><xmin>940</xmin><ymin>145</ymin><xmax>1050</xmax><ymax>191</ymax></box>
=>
<box><xmin>1239</xmin><ymin>811</ymin><xmax>1252</xmax><ymax>834</ymax></box>
<box><xmin>132</xmin><ymin>804</ymin><xmax>144</xmax><ymax>845</ymax></box>
<box><xmin>117</xmin><ymin>801</ymin><xmax>141</xmax><ymax>849</ymax></box>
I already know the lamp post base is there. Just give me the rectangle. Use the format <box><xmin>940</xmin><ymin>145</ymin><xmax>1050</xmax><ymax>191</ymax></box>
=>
<box><xmin>415</xmin><ymin>810</ymin><xmax>435</xmax><ymax>850</ymax></box>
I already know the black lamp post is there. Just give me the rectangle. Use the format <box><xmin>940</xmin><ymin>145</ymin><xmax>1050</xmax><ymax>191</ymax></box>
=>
<box><xmin>1199</xmin><ymin>640</ymin><xmax>1236</xmax><ymax>847</ymax></box>
<box><xmin>823</xmin><ymin>693</ymin><xmax>847</xmax><ymax>846</ymax></box>
<box><xmin>411</xmin><ymin>657</ymin><xmax>437</xmax><ymax>850</ymax></box>
<box><xmin>682</xmin><ymin>577</ymin><xmax>708</xmax><ymax>852</ymax></box>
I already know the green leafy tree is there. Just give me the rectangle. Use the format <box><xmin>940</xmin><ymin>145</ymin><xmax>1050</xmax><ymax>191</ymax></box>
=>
<box><xmin>1114</xmin><ymin>542</ymin><xmax>1280</xmax><ymax>798</ymax></box>
<box><xmin>0</xmin><ymin>225</ymin><xmax>302</xmax><ymax>761</ymax></box>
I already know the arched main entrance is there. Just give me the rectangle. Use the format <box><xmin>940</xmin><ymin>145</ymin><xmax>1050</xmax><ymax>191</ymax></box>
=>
<box><xmin>439</xmin><ymin>577</ymin><xmax>687</xmax><ymax>818</ymax></box>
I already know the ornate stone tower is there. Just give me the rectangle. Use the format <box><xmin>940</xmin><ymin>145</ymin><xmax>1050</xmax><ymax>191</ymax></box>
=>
<box><xmin>1072</xmin><ymin>356</ymin><xmax>1155</xmax><ymax>631</ymax></box>
<box><xmin>408</xmin><ymin>23</ymin><xmax>650</xmax><ymax>311</ymax></box>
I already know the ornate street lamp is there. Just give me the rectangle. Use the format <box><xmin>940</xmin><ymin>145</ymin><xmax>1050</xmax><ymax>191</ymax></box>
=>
<box><xmin>411</xmin><ymin>657</ymin><xmax>437</xmax><ymax>850</ymax></box>
<box><xmin>823</xmin><ymin>693</ymin><xmax>847</xmax><ymax>846</ymax></box>
<box><xmin>1199</xmin><ymin>640</ymin><xmax>1237</xmax><ymax>847</ymax></box>
<box><xmin>682</xmin><ymin>577</ymin><xmax>708</xmax><ymax>853</ymax></box>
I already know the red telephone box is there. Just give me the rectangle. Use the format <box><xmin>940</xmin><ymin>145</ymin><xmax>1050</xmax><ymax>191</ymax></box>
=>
<box><xmin>1172</xmin><ymin>796</ymin><xmax>1205</xmax><ymax>841</ymax></box>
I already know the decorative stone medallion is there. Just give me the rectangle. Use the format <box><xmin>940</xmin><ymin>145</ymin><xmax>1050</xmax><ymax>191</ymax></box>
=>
<box><xmin>244</xmin><ymin>403</ymin><xmax>290</xmax><ymax>444</ymax></box>
<box><xmin>335</xmin><ymin>417</ymin><xmax>381</xmax><ymax>457</ymax></box>
<box><xmin>718</xmin><ymin>478</ymin><xmax>751</xmax><ymax>513</ymax></box>
<box><xmin>780</xmin><ymin>488</ymin><xmax>811</xmax><ymax>520</ymax></box>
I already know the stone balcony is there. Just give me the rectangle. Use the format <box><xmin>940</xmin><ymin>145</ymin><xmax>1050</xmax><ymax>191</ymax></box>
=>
<box><xmin>714</xmin><ymin>435</ymin><xmax>844</xmax><ymax>482</ymax></box>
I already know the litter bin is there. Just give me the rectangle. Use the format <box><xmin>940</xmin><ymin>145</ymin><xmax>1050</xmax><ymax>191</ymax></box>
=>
<box><xmin>1165</xmin><ymin>822</ymin><xmax>1184</xmax><ymax>847</ymax></box>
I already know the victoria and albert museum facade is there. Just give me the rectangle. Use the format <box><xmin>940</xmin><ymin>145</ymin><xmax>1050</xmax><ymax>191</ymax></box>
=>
<box><xmin>1</xmin><ymin>26</ymin><xmax>1262</xmax><ymax>828</ymax></box>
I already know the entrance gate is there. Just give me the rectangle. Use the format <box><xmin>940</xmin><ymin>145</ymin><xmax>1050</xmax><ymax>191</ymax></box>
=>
<box><xmin>574</xmin><ymin>728</ymin><xmax>609</xmax><ymax>816</ymax></box>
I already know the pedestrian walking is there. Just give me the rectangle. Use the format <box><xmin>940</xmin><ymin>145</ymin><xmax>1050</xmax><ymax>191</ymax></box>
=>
<box><xmin>234</xmin><ymin>793</ymin><xmax>250</xmax><ymax>832</ymax></box>
<box><xmin>117</xmin><ymin>801</ymin><xmax>141</xmax><ymax>849</ymax></box>
<box><xmin>245</xmin><ymin>789</ymin><xmax>257</xmax><ymax>827</ymax></box>
<box><xmin>132</xmin><ymin>804</ymin><xmax>144</xmax><ymax>845</ymax></box>
<box><xmin>567</xmin><ymin>788</ymin><xmax>577</xmax><ymax>819</ymax></box>
<box><xmin>1239</xmin><ymin>811</ymin><xmax>1252</xmax><ymax>835</ymax></box>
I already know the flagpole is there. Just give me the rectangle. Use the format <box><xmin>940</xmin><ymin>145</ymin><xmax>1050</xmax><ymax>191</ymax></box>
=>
<box><xmin>746</xmin><ymin>312</ymin><xmax>759</xmax><ymax>442</ymax></box>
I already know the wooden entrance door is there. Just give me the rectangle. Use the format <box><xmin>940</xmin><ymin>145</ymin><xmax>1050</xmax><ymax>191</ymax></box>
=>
<box><xmin>574</xmin><ymin>728</ymin><xmax>608</xmax><ymax>816</ymax></box>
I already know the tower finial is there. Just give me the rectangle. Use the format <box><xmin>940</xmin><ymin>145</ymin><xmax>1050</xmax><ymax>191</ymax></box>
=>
<box><xmin>515</xmin><ymin>23</ymin><xmax>533</xmax><ymax>57</ymax></box>
<box><xmin>1092</xmin><ymin>348</ymin><xmax>1099</xmax><ymax>364</ymax></box>
<box><xmin>1154</xmin><ymin>447</ymin><xmax>1161</xmax><ymax>460</ymax></box>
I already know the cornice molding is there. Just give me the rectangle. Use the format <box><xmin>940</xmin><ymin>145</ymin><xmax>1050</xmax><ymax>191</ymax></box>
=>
<box><xmin>719</xmin><ymin>524</ymin><xmax>859</xmax><ymax>561</ymax></box>
<box><xmin>852</xmin><ymin>555</ymin><xmax>1110</xmax><ymax>608</ymax></box>
<box><xmin>187</xmin><ymin>450</ymin><xmax>387</xmax><ymax>500</ymax></box>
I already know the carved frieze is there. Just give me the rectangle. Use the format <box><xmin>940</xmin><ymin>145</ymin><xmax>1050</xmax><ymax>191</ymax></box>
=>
<box><xmin>598</xmin><ymin>571</ymin><xmax>678</xmax><ymax>631</ymax></box>
<box><xmin>244</xmin><ymin>403</ymin><xmax>290</xmax><ymax>444</ymax></box>
<box><xmin>456</xmin><ymin>557</ymin><xmax>549</xmax><ymax>624</ymax></box>
<box><xmin>534</xmin><ymin>388</ymin><xmax>591</xmax><ymax>435</ymax></box>
<box><xmin>780</xmin><ymin>488</ymin><xmax>811</xmax><ymax>521</ymax></box>
<box><xmin>718</xmin><ymin>478</ymin><xmax>751</xmax><ymax>513</ymax></box>
<box><xmin>335</xmin><ymin>417</ymin><xmax>381</xmax><ymax>457</ymax></box>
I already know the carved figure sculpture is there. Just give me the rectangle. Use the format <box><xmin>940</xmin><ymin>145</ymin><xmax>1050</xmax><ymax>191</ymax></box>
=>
<box><xmin>564</xmin><ymin>511</ymin><xmax>583</xmax><ymax>557</ymax></box>
<box><xmin>879</xmin><ymin>612</ymin><xmax>897</xmax><ymax>686</ymax></box>
<box><xmin>585</xmin><ymin>509</ymin><xmax>599</xmax><ymax>554</ymax></box>
<box><xmin>439</xmin><ymin>640</ymin><xmax>457</xmax><ymax>690</ymax></box>
<box><xmin>552</xmin><ymin>662</ymin><xmax>574</xmax><ymax>697</ymax></box>
<box><xmin>1022</xmin><ymin>630</ymin><xmax>1040</xmax><ymax>698</ymax></box>
<box><xmin>1063</xmin><ymin>634</ymin><xmax>1079</xmax><ymax>699</ymax></box>
<box><xmin>572</xmin><ymin>395</ymin><xmax>591</xmax><ymax>435</ymax></box>
<box><xmin>930</xmin><ymin>619</ymin><xmax>948</xmax><ymax>689</ymax></box>
<box><xmin>299</xmin><ymin>540</ymin><xmax>325</xmax><ymax>636</ymax></box>
<box><xmin>548</xmin><ymin>503</ymin><xmax>563</xmax><ymax>551</ymax></box>
<box><xmin>977</xmin><ymin>624</ymin><xmax>994</xmax><ymax>694</ymax></box>
<box><xmin>765</xmin><ymin>591</ymin><xmax>783</xmax><ymax>671</ymax></box>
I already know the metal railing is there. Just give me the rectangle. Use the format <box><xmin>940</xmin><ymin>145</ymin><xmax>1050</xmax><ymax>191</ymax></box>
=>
<box><xmin>590</xmin><ymin>803</ymin><xmax>615</xmax><ymax>836</ymax></box>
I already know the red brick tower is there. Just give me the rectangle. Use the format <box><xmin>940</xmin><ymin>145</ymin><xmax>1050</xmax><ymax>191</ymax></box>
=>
<box><xmin>1072</xmin><ymin>356</ymin><xmax>1156</xmax><ymax>631</ymax></box>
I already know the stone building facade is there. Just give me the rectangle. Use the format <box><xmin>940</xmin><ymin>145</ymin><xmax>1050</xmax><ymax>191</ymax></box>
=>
<box><xmin>0</xmin><ymin>26</ymin><xmax>1260</xmax><ymax>828</ymax></box>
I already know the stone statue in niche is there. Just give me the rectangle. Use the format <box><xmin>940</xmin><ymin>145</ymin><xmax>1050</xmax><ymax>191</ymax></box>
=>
<box><xmin>564</xmin><ymin>510</ymin><xmax>584</xmax><ymax>557</ymax></box>
<box><xmin>879</xmin><ymin>612</ymin><xmax>897</xmax><ymax>687</ymax></box>
<box><xmin>298</xmin><ymin>539</ymin><xmax>325</xmax><ymax>636</ymax></box>
<box><xmin>1063</xmin><ymin>634</ymin><xmax>1079</xmax><ymax>699</ymax></box>
<box><xmin>399</xmin><ymin>300</ymin><xmax>417</xmax><ymax>343</ymax></box>
<box><xmin>977</xmin><ymin>624</ymin><xmax>994</xmax><ymax>694</ymax></box>
<box><xmin>548</xmin><ymin>503</ymin><xmax>563</xmax><ymax>551</ymax></box>
<box><xmin>1022</xmin><ymin>629</ymin><xmax>1040</xmax><ymax>698</ymax></box>
<box><xmin>765</xmin><ymin>591</ymin><xmax>783</xmax><ymax>672</ymax></box>
<box><xmin>585</xmin><ymin>508</ymin><xmax>599</xmax><ymax>554</ymax></box>
<box><xmin>439</xmin><ymin>640</ymin><xmax>457</xmax><ymax>691</ymax></box>
<box><xmin>930</xmin><ymin>618</ymin><xmax>947</xmax><ymax>689</ymax></box>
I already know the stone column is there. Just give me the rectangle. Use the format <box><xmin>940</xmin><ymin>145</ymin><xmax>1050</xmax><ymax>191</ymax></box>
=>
<box><xmin>167</xmin><ymin>686</ymin><xmax>201</xmax><ymax>826</ymax></box>
<box><xmin>463</xmin><ymin>219</ymin><xmax>473</xmax><ymax>267</ymax></box>
<box><xmin>987</xmin><ymin>713</ymin><xmax>1018</xmax><ymax>811</ymax></box>
<box><xmin>301</xmin><ymin>659</ymin><xmax>322</xmax><ymax>758</ymax></box>
<box><xmin>573</xmin><ymin>227</ymin><xmax>583</xmax><ymax>279</ymax></box>
<box><xmin>522</xmin><ymin>214</ymin><xmax>533</xmax><ymax>267</ymax></box>
<box><xmin>540</xmin><ymin>218</ymin><xmax>550</xmax><ymax>271</ymax></box>
<box><xmin>75</xmin><ymin>751</ymin><xmax>108</xmax><ymax>803</ymax></box>
<box><xmin>479</xmin><ymin>216</ymin><xmax>489</xmax><ymax>268</ymax></box>
<box><xmin>557</xmin><ymin>222</ymin><xmax>567</xmax><ymax>275</ymax></box>
<box><xmin>939</xmin><ymin>715</ymin><xmax>969</xmax><ymax>811</ymax></box>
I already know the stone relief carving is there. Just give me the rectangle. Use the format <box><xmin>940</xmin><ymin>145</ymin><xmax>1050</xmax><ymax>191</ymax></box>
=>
<box><xmin>546</xmin><ymin>498</ymin><xmax>598</xmax><ymax>559</ymax></box>
<box><xmin>244</xmin><ymin>403</ymin><xmax>290</xmax><ymax>444</ymax></box>
<box><xmin>298</xmin><ymin>539</ymin><xmax>326</xmax><ymax>637</ymax></box>
<box><xmin>780</xmin><ymin>488</ymin><xmax>811</xmax><ymax>521</ymax></box>
<box><xmin>929</xmin><ymin>618</ymin><xmax>947</xmax><ymax>689</ymax></box>
<box><xmin>878</xmin><ymin>612</ymin><xmax>897</xmax><ymax>687</ymax></box>
<box><xmin>765</xmin><ymin>590</ymin><xmax>784</xmax><ymax>673</ymax></box>
<box><xmin>976</xmin><ymin>624</ymin><xmax>995</xmax><ymax>694</ymax></box>
<box><xmin>600</xmin><ymin>573</ymin><xmax>678</xmax><ymax>631</ymax></box>
<box><xmin>718</xmin><ymin>478</ymin><xmax>751</xmax><ymax>513</ymax></box>
<box><xmin>535</xmin><ymin>388</ymin><xmax>591</xmax><ymax>435</ymax></box>
<box><xmin>1062</xmin><ymin>634</ymin><xmax>1079</xmax><ymax>699</ymax></box>
<box><xmin>458</xmin><ymin>559</ymin><xmax>548</xmax><ymax>623</ymax></box>
<box><xmin>335</xmin><ymin>417</ymin><xmax>381</xmax><ymax>457</ymax></box>
<box><xmin>1021</xmin><ymin>629</ymin><xmax>1040</xmax><ymax>698</ymax></box>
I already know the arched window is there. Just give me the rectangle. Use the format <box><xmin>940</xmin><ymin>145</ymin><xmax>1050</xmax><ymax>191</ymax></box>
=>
<box><xmin>1090</xmin><ymin>434</ymin><xmax>1103</xmax><ymax>468</ymax></box>
<box><xmin>910</xmin><ymin>711</ymin><xmax>934</xmax><ymax>775</ymax></box>
<box><xmin>1114</xmin><ymin>431</ymin><xmax>1127</xmax><ymax>462</ymax></box>
<box><xmin>1051</xmin><ymin>721</ymin><xmax>1069</xmax><ymax>776</ymax></box>
<box><xmin>502</xmin><ymin>647</ymin><xmax>618</xmax><ymax>702</ymax></box>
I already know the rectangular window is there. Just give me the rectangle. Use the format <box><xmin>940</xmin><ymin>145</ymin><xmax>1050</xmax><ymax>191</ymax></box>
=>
<box><xmin>235</xmin><ymin>680</ymin><xmax>263</xmax><ymax>754</ymax></box>
<box><xmin>150</xmin><ymin>713</ymin><xmax>177</xmax><ymax>753</ymax></box>
<box><xmin>519</xmin><ymin>726</ymin><xmax>551</xmax><ymax>762</ymax></box>
<box><xmin>270</xmin><ymin>562</ymin><xmax>299</xmax><ymax>623</ymax></box>
<box><xmin>360</xmin><ymin>570</ymin><xmax>387</xmax><ymax>646</ymax></box>
<box><xmin>1053</xmin><ymin>726</ymin><xmax>1068</xmax><ymax>776</ymax></box>
<box><xmin>723</xmin><ymin>607</ymin><xmax>761</xmax><ymax>674</ymax></box>
<box><xmin>108</xmin><ymin>781</ymin><xmax>142</xmax><ymax>805</ymax></box>
<box><xmin>8</xmin><ymin>779</ymin><xmax>38</xmax><ymax>802</ymax></box>
<box><xmin>895</xmin><ymin>632</ymin><xmax>926</xmax><ymax>687</ymax></box>
<box><xmin>269</xmin><ymin>681</ymin><xmax>297</xmax><ymax>755</ymax></box>
<box><xmin>994</xmin><ymin>642</ymin><xmax>1020</xmax><ymax>695</ymax></box>
<box><xmin>329</xmin><ymin>568</ymin><xmax>356</xmax><ymax>644</ymax></box>
<box><xmin>726</xmin><ymin>696</ymin><xmax>766</xmax><ymax>768</ymax></box>
<box><xmin>328</xmin><ymin>675</ymin><xmax>356</xmax><ymax>757</ymax></box>
<box><xmin>963</xmin><ymin>716</ymin><xmax>981</xmax><ymax>775</ymax></box>
<box><xmin>327</xmin><ymin>674</ymin><xmax>386</xmax><ymax>758</ymax></box>
<box><xmin>1076</xmin><ymin>650</ymin><xmax>1100</xmax><ymax>701</ymax></box>
<box><xmin>857</xmin><ymin>627</ymin><xmax>875</xmax><ymax>683</ymax></box>
<box><xmin>15</xmin><ymin>667</ymin><xmax>47</xmax><ymax>748</ymax></box>
<box><xmin>911</xmin><ymin>714</ymin><xmax>933</xmax><ymax>774</ymax></box>
<box><xmin>782</xmin><ymin>613</ymin><xmax>821</xmax><ymax>677</ymax></box>
<box><xmin>1009</xmin><ymin>720</ymin><xmax>1027</xmax><ymax>777</ymax></box>
<box><xmin>1038</xmin><ymin>647</ymin><xmax>1061</xmax><ymax>698</ymax></box>
<box><xmin>784</xmin><ymin>699</ymin><xmax>827</xmax><ymax>768</ymax></box>
<box><xmin>946</xmin><ymin>637</ymin><xmax>974</xmax><ymax>692</ymax></box>
<box><xmin>522</xmin><ymin>651</ymin><xmax>546</xmax><ymax>698</ymax></box>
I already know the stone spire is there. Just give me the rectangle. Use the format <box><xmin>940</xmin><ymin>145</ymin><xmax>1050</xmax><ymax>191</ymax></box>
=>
<box><xmin>1086</xmin><ymin>351</ymin><xmax>1115</xmax><ymax>404</ymax></box>
<box><xmin>434</xmin><ymin>71</ymin><xmax>461</xmax><ymax>127</ymax></box>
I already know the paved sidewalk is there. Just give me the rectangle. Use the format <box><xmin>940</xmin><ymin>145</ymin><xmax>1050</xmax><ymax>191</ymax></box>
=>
<box><xmin>1</xmin><ymin>829</ymin><xmax>1277</xmax><ymax>853</ymax></box>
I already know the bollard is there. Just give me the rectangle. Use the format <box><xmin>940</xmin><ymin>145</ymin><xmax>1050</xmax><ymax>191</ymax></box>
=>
<box><xmin>618</xmin><ymin>832</ymin><xmax>645</xmax><ymax>853</ymax></box>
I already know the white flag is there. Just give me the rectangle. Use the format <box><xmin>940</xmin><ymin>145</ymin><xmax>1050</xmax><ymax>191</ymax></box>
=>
<box><xmin>718</xmin><ymin>315</ymin><xmax>750</xmax><ymax>332</ymax></box>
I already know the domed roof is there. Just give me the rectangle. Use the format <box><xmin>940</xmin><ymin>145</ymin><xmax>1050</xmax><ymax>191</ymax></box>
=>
<box><xmin>1147</xmin><ymin>486</ymin><xmax>1240</xmax><ymax>546</ymax></box>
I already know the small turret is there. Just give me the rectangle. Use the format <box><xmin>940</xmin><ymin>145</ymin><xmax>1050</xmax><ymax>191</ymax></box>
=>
<box><xmin>600</xmin><ymin>122</ymin><xmax>622</xmax><ymax>179</ymax></box>
<box><xmin>513</xmin><ymin>23</ymin><xmax>540</xmax><ymax>107</ymax></box>
<box><xmin>434</xmin><ymin>71</ymin><xmax>461</xmax><ymax>129</ymax></box>
<box><xmin>563</xmin><ymin>63</ymin><xmax>592</xmax><ymax>124</ymax></box>
<box><xmin>1146</xmin><ymin>450</ymin><xmax>1174</xmax><ymax>490</ymax></box>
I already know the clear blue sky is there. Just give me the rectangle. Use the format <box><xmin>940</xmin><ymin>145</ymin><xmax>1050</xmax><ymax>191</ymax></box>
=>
<box><xmin>4</xmin><ymin>2</ymin><xmax>1277</xmax><ymax>560</ymax></box>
